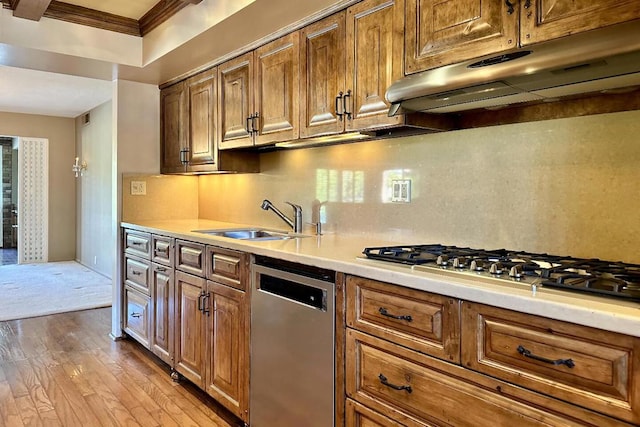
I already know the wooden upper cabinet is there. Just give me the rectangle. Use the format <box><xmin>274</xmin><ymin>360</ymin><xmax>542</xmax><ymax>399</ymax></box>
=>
<box><xmin>160</xmin><ymin>81</ymin><xmax>188</xmax><ymax>173</ymax></box>
<box><xmin>300</xmin><ymin>11</ymin><xmax>347</xmax><ymax>138</ymax></box>
<box><xmin>254</xmin><ymin>32</ymin><xmax>300</xmax><ymax>146</ymax></box>
<box><xmin>346</xmin><ymin>0</ymin><xmax>406</xmax><ymax>130</ymax></box>
<box><xmin>187</xmin><ymin>68</ymin><xmax>217</xmax><ymax>168</ymax></box>
<box><xmin>218</xmin><ymin>32</ymin><xmax>300</xmax><ymax>149</ymax></box>
<box><xmin>405</xmin><ymin>0</ymin><xmax>517</xmax><ymax>74</ymax></box>
<box><xmin>218</xmin><ymin>52</ymin><xmax>254</xmax><ymax>149</ymax></box>
<box><xmin>521</xmin><ymin>0</ymin><xmax>640</xmax><ymax>45</ymax></box>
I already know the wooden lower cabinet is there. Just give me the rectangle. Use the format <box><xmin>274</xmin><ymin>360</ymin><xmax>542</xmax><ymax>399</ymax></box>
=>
<box><xmin>123</xmin><ymin>286</ymin><xmax>151</xmax><ymax>348</ymax></box>
<box><xmin>346</xmin><ymin>329</ymin><xmax>615</xmax><ymax>427</ymax></box>
<box><xmin>461</xmin><ymin>301</ymin><xmax>640</xmax><ymax>425</ymax></box>
<box><xmin>174</xmin><ymin>271</ymin><xmax>207</xmax><ymax>386</ymax></box>
<box><xmin>150</xmin><ymin>263</ymin><xmax>174</xmax><ymax>366</ymax></box>
<box><xmin>205</xmin><ymin>281</ymin><xmax>248</xmax><ymax>422</ymax></box>
<box><xmin>174</xmin><ymin>271</ymin><xmax>249</xmax><ymax>423</ymax></box>
<box><xmin>346</xmin><ymin>398</ymin><xmax>432</xmax><ymax>427</ymax></box>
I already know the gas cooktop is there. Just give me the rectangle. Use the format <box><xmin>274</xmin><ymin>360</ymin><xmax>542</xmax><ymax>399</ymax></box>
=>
<box><xmin>362</xmin><ymin>244</ymin><xmax>640</xmax><ymax>302</ymax></box>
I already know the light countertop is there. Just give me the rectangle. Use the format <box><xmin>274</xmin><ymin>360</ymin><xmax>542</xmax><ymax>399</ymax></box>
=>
<box><xmin>122</xmin><ymin>219</ymin><xmax>640</xmax><ymax>338</ymax></box>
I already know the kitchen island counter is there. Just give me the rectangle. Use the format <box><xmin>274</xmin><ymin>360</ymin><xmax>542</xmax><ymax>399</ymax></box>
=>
<box><xmin>122</xmin><ymin>219</ymin><xmax>640</xmax><ymax>337</ymax></box>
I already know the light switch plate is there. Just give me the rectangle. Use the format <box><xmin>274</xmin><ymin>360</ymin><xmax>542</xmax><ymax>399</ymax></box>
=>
<box><xmin>131</xmin><ymin>181</ymin><xmax>147</xmax><ymax>195</ymax></box>
<box><xmin>391</xmin><ymin>179</ymin><xmax>411</xmax><ymax>203</ymax></box>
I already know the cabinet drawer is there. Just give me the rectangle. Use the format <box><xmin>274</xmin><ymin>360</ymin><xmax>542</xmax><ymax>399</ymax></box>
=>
<box><xmin>205</xmin><ymin>246</ymin><xmax>247</xmax><ymax>290</ymax></box>
<box><xmin>124</xmin><ymin>287</ymin><xmax>150</xmax><ymax>348</ymax></box>
<box><xmin>346</xmin><ymin>398</ymin><xmax>431</xmax><ymax>427</ymax></box>
<box><xmin>346</xmin><ymin>329</ymin><xmax>597</xmax><ymax>427</ymax></box>
<box><xmin>124</xmin><ymin>229</ymin><xmax>151</xmax><ymax>259</ymax></box>
<box><xmin>461</xmin><ymin>302</ymin><xmax>640</xmax><ymax>425</ymax></box>
<box><xmin>124</xmin><ymin>255</ymin><xmax>151</xmax><ymax>295</ymax></box>
<box><xmin>346</xmin><ymin>276</ymin><xmax>460</xmax><ymax>363</ymax></box>
<box><xmin>175</xmin><ymin>240</ymin><xmax>205</xmax><ymax>276</ymax></box>
<box><xmin>152</xmin><ymin>235</ymin><xmax>174</xmax><ymax>267</ymax></box>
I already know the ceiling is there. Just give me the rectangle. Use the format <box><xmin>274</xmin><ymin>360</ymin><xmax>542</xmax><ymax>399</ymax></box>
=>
<box><xmin>0</xmin><ymin>0</ymin><xmax>347</xmax><ymax>118</ymax></box>
<box><xmin>0</xmin><ymin>0</ymin><xmax>197</xmax><ymax>117</ymax></box>
<box><xmin>62</xmin><ymin>0</ymin><xmax>159</xmax><ymax>20</ymax></box>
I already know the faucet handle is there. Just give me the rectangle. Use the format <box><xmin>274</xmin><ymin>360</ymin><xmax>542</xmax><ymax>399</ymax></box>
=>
<box><xmin>285</xmin><ymin>201</ymin><xmax>302</xmax><ymax>212</ymax></box>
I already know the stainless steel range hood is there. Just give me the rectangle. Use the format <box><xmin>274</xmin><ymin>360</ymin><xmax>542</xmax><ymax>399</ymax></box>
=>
<box><xmin>386</xmin><ymin>20</ymin><xmax>640</xmax><ymax>114</ymax></box>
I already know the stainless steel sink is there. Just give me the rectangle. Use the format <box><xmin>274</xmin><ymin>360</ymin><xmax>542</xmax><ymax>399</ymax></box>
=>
<box><xmin>192</xmin><ymin>228</ymin><xmax>305</xmax><ymax>241</ymax></box>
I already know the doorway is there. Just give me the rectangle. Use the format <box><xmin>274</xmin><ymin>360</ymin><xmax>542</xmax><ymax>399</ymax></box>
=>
<box><xmin>0</xmin><ymin>136</ymin><xmax>49</xmax><ymax>265</ymax></box>
<box><xmin>0</xmin><ymin>137</ymin><xmax>18</xmax><ymax>265</ymax></box>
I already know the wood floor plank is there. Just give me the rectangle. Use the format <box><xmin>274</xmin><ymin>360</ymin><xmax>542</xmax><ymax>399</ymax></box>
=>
<box><xmin>0</xmin><ymin>308</ymin><xmax>239</xmax><ymax>427</ymax></box>
<box><xmin>28</xmin><ymin>357</ymin><xmax>83</xmax><ymax>427</ymax></box>
<box><xmin>13</xmin><ymin>395</ymin><xmax>43</xmax><ymax>427</ymax></box>
<box><xmin>0</xmin><ymin>380</ymin><xmax>26</xmax><ymax>427</ymax></box>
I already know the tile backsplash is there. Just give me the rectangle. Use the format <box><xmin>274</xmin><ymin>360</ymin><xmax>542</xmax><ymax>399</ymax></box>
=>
<box><xmin>124</xmin><ymin>109</ymin><xmax>640</xmax><ymax>264</ymax></box>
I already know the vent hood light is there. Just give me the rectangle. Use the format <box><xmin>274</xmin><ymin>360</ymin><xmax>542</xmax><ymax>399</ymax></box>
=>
<box><xmin>386</xmin><ymin>20</ymin><xmax>640</xmax><ymax>114</ymax></box>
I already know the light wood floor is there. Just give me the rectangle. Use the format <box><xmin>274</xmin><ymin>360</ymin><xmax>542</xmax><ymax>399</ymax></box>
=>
<box><xmin>0</xmin><ymin>308</ymin><xmax>241</xmax><ymax>427</ymax></box>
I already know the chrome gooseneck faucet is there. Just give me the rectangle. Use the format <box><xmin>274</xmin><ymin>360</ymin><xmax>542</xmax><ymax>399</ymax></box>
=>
<box><xmin>260</xmin><ymin>199</ymin><xmax>303</xmax><ymax>233</ymax></box>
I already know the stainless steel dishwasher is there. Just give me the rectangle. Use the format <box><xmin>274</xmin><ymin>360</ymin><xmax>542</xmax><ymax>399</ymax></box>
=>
<box><xmin>250</xmin><ymin>256</ymin><xmax>335</xmax><ymax>427</ymax></box>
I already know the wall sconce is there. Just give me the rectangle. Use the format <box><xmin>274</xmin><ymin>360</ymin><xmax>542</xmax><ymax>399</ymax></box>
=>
<box><xmin>72</xmin><ymin>157</ymin><xmax>87</xmax><ymax>177</ymax></box>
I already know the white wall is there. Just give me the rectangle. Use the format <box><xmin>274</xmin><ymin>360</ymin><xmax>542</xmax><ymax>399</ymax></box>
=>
<box><xmin>111</xmin><ymin>79</ymin><xmax>160</xmax><ymax>339</ymax></box>
<box><xmin>76</xmin><ymin>101</ymin><xmax>113</xmax><ymax>277</ymax></box>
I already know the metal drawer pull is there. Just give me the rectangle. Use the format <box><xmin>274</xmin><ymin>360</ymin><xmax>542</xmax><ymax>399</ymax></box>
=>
<box><xmin>517</xmin><ymin>345</ymin><xmax>575</xmax><ymax>368</ymax></box>
<box><xmin>155</xmin><ymin>266</ymin><xmax>167</xmax><ymax>272</ymax></box>
<box><xmin>131</xmin><ymin>312</ymin><xmax>142</xmax><ymax>318</ymax></box>
<box><xmin>131</xmin><ymin>241</ymin><xmax>143</xmax><ymax>246</ymax></box>
<box><xmin>132</xmin><ymin>270</ymin><xmax>142</xmax><ymax>276</ymax></box>
<box><xmin>378</xmin><ymin>374</ymin><xmax>412</xmax><ymax>393</ymax></box>
<box><xmin>378</xmin><ymin>307</ymin><xmax>412</xmax><ymax>322</ymax></box>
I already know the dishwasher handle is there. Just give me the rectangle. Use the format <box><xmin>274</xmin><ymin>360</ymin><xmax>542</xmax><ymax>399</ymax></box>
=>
<box><xmin>259</xmin><ymin>273</ymin><xmax>328</xmax><ymax>311</ymax></box>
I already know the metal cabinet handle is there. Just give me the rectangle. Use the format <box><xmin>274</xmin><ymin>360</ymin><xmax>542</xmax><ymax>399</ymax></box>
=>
<box><xmin>132</xmin><ymin>270</ymin><xmax>142</xmax><ymax>276</ymax></box>
<box><xmin>155</xmin><ymin>266</ymin><xmax>167</xmax><ymax>272</ymax></box>
<box><xmin>335</xmin><ymin>91</ymin><xmax>344</xmax><ymax>121</ymax></box>
<box><xmin>505</xmin><ymin>0</ymin><xmax>515</xmax><ymax>14</ymax></box>
<box><xmin>343</xmin><ymin>89</ymin><xmax>352</xmax><ymax>120</ymax></box>
<box><xmin>197</xmin><ymin>291</ymin><xmax>205</xmax><ymax>312</ymax></box>
<box><xmin>131</xmin><ymin>312</ymin><xmax>142</xmax><ymax>318</ymax></box>
<box><xmin>252</xmin><ymin>112</ymin><xmax>260</xmax><ymax>135</ymax></box>
<box><xmin>131</xmin><ymin>241</ymin><xmax>143</xmax><ymax>246</ymax></box>
<box><xmin>517</xmin><ymin>345</ymin><xmax>575</xmax><ymax>368</ymax></box>
<box><xmin>203</xmin><ymin>292</ymin><xmax>211</xmax><ymax>316</ymax></box>
<box><xmin>378</xmin><ymin>374</ymin><xmax>412</xmax><ymax>393</ymax></box>
<box><xmin>246</xmin><ymin>115</ymin><xmax>253</xmax><ymax>134</ymax></box>
<box><xmin>378</xmin><ymin>307</ymin><xmax>412</xmax><ymax>322</ymax></box>
<box><xmin>524</xmin><ymin>0</ymin><xmax>531</xmax><ymax>8</ymax></box>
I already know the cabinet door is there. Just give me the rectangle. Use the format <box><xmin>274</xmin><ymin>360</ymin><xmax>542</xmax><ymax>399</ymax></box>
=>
<box><xmin>254</xmin><ymin>32</ymin><xmax>300</xmax><ymax>146</ymax></box>
<box><xmin>346</xmin><ymin>0</ymin><xmax>406</xmax><ymax>131</ymax></box>
<box><xmin>521</xmin><ymin>0</ymin><xmax>640</xmax><ymax>45</ymax></box>
<box><xmin>205</xmin><ymin>281</ymin><xmax>248</xmax><ymax>422</ymax></box>
<box><xmin>187</xmin><ymin>68</ymin><xmax>218</xmax><ymax>168</ymax></box>
<box><xmin>300</xmin><ymin>12</ymin><xmax>347</xmax><ymax>138</ymax></box>
<box><xmin>174</xmin><ymin>271</ymin><xmax>206</xmax><ymax>388</ymax></box>
<box><xmin>123</xmin><ymin>287</ymin><xmax>151</xmax><ymax>348</ymax></box>
<box><xmin>405</xmin><ymin>0</ymin><xmax>518</xmax><ymax>74</ymax></box>
<box><xmin>218</xmin><ymin>52</ymin><xmax>254</xmax><ymax>149</ymax></box>
<box><xmin>160</xmin><ymin>81</ymin><xmax>188</xmax><ymax>174</ymax></box>
<box><xmin>151</xmin><ymin>264</ymin><xmax>174</xmax><ymax>366</ymax></box>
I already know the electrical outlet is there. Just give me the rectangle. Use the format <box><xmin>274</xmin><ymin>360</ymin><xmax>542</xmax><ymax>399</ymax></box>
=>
<box><xmin>391</xmin><ymin>179</ymin><xmax>411</xmax><ymax>203</ymax></box>
<box><xmin>131</xmin><ymin>181</ymin><xmax>147</xmax><ymax>195</ymax></box>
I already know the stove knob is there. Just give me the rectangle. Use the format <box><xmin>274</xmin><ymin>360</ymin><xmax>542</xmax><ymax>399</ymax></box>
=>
<box><xmin>509</xmin><ymin>264</ymin><xmax>523</xmax><ymax>279</ymax></box>
<box><xmin>470</xmin><ymin>260</ymin><xmax>484</xmax><ymax>271</ymax></box>
<box><xmin>452</xmin><ymin>257</ymin><xmax>467</xmax><ymax>269</ymax></box>
<box><xmin>489</xmin><ymin>262</ymin><xmax>504</xmax><ymax>275</ymax></box>
<box><xmin>436</xmin><ymin>255</ymin><xmax>449</xmax><ymax>266</ymax></box>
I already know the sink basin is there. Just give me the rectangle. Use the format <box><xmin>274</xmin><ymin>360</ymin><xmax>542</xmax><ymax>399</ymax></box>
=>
<box><xmin>193</xmin><ymin>228</ymin><xmax>303</xmax><ymax>241</ymax></box>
